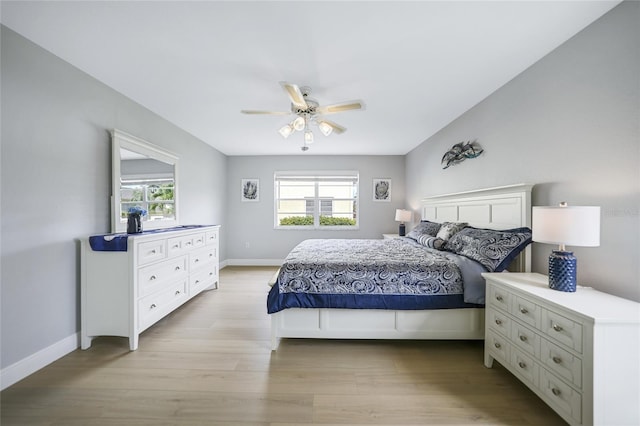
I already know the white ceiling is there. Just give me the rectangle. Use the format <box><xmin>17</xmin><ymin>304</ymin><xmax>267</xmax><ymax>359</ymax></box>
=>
<box><xmin>1</xmin><ymin>1</ymin><xmax>620</xmax><ymax>156</ymax></box>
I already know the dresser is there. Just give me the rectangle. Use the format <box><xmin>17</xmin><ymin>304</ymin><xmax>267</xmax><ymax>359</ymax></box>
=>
<box><xmin>483</xmin><ymin>272</ymin><xmax>640</xmax><ymax>426</ymax></box>
<box><xmin>81</xmin><ymin>225</ymin><xmax>220</xmax><ymax>350</ymax></box>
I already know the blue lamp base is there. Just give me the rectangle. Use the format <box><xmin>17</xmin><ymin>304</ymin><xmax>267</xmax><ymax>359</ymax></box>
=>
<box><xmin>548</xmin><ymin>250</ymin><xmax>577</xmax><ymax>292</ymax></box>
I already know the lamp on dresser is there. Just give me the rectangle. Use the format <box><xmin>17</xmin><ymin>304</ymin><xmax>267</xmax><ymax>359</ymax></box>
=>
<box><xmin>395</xmin><ymin>209</ymin><xmax>412</xmax><ymax>236</ymax></box>
<box><xmin>532</xmin><ymin>202</ymin><xmax>600</xmax><ymax>292</ymax></box>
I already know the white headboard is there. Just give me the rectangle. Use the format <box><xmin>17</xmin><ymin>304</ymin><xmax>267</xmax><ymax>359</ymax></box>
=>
<box><xmin>421</xmin><ymin>183</ymin><xmax>534</xmax><ymax>272</ymax></box>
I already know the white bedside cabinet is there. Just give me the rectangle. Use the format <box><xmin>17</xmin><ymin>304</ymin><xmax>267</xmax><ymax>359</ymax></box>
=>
<box><xmin>382</xmin><ymin>233</ymin><xmax>401</xmax><ymax>240</ymax></box>
<box><xmin>483</xmin><ymin>272</ymin><xmax>640</xmax><ymax>426</ymax></box>
<box><xmin>81</xmin><ymin>225</ymin><xmax>220</xmax><ymax>350</ymax></box>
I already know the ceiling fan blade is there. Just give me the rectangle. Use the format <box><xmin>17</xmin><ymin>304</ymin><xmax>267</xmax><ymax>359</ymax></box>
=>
<box><xmin>240</xmin><ymin>110</ymin><xmax>291</xmax><ymax>115</ymax></box>
<box><xmin>318</xmin><ymin>119</ymin><xmax>347</xmax><ymax>134</ymax></box>
<box><xmin>279</xmin><ymin>81</ymin><xmax>308</xmax><ymax>109</ymax></box>
<box><xmin>316</xmin><ymin>100</ymin><xmax>365</xmax><ymax>115</ymax></box>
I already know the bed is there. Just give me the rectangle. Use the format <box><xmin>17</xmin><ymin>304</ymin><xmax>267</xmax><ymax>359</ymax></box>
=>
<box><xmin>268</xmin><ymin>183</ymin><xmax>533</xmax><ymax>350</ymax></box>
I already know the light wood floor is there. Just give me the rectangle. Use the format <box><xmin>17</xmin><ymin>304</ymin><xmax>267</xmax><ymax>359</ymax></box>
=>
<box><xmin>1</xmin><ymin>266</ymin><xmax>566</xmax><ymax>425</ymax></box>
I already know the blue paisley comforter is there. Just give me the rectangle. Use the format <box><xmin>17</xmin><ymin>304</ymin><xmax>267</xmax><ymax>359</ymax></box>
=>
<box><xmin>267</xmin><ymin>238</ymin><xmax>487</xmax><ymax>314</ymax></box>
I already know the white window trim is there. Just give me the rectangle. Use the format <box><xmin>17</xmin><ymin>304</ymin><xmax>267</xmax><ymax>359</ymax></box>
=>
<box><xmin>274</xmin><ymin>170</ymin><xmax>360</xmax><ymax>230</ymax></box>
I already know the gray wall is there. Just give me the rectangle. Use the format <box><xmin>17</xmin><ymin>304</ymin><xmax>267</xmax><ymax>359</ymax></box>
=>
<box><xmin>0</xmin><ymin>26</ymin><xmax>227</xmax><ymax>369</ymax></box>
<box><xmin>406</xmin><ymin>1</ymin><xmax>639</xmax><ymax>301</ymax></box>
<box><xmin>226</xmin><ymin>155</ymin><xmax>405</xmax><ymax>261</ymax></box>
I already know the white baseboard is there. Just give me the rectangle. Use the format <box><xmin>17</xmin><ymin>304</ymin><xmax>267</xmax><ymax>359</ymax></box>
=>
<box><xmin>1</xmin><ymin>332</ymin><xmax>79</xmax><ymax>391</ymax></box>
<box><xmin>223</xmin><ymin>259</ymin><xmax>283</xmax><ymax>267</ymax></box>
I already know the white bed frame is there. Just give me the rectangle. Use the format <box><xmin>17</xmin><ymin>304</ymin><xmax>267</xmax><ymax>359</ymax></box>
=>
<box><xmin>270</xmin><ymin>183</ymin><xmax>533</xmax><ymax>350</ymax></box>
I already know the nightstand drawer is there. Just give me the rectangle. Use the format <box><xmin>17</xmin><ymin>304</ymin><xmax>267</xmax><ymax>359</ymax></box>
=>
<box><xmin>487</xmin><ymin>285</ymin><xmax>511</xmax><ymax>312</ymax></box>
<box><xmin>541</xmin><ymin>339</ymin><xmax>582</xmax><ymax>388</ymax></box>
<box><xmin>542</xmin><ymin>309</ymin><xmax>583</xmax><ymax>354</ymax></box>
<box><xmin>486</xmin><ymin>329</ymin><xmax>510</xmax><ymax>364</ymax></box>
<box><xmin>540</xmin><ymin>368</ymin><xmax>582</xmax><ymax>424</ymax></box>
<box><xmin>511</xmin><ymin>295</ymin><xmax>540</xmax><ymax>328</ymax></box>
<box><xmin>510</xmin><ymin>347</ymin><xmax>539</xmax><ymax>387</ymax></box>
<box><xmin>511</xmin><ymin>321</ymin><xmax>540</xmax><ymax>358</ymax></box>
<box><xmin>487</xmin><ymin>308</ymin><xmax>511</xmax><ymax>337</ymax></box>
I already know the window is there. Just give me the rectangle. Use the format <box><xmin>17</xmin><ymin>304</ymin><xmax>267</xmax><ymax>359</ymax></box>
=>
<box><xmin>120</xmin><ymin>178</ymin><xmax>175</xmax><ymax>222</ymax></box>
<box><xmin>275</xmin><ymin>171</ymin><xmax>359</xmax><ymax>229</ymax></box>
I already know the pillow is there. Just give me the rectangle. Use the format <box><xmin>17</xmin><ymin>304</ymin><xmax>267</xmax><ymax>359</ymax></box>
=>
<box><xmin>444</xmin><ymin>226</ymin><xmax>532</xmax><ymax>272</ymax></box>
<box><xmin>435</xmin><ymin>222</ymin><xmax>468</xmax><ymax>241</ymax></box>
<box><xmin>415</xmin><ymin>234</ymin><xmax>445</xmax><ymax>250</ymax></box>
<box><xmin>406</xmin><ymin>220</ymin><xmax>441</xmax><ymax>240</ymax></box>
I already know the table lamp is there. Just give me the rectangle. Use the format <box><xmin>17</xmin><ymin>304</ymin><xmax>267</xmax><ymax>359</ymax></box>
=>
<box><xmin>532</xmin><ymin>203</ymin><xmax>600</xmax><ymax>292</ymax></box>
<box><xmin>395</xmin><ymin>209</ymin><xmax>412</xmax><ymax>236</ymax></box>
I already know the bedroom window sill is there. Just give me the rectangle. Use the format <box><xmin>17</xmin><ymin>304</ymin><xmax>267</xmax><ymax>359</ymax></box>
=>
<box><xmin>275</xmin><ymin>226</ymin><xmax>359</xmax><ymax>231</ymax></box>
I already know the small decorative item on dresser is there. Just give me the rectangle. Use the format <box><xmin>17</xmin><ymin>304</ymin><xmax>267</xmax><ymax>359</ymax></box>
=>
<box><xmin>532</xmin><ymin>202</ymin><xmax>600</xmax><ymax>292</ymax></box>
<box><xmin>395</xmin><ymin>209</ymin><xmax>412</xmax><ymax>236</ymax></box>
<box><xmin>127</xmin><ymin>206</ymin><xmax>147</xmax><ymax>234</ymax></box>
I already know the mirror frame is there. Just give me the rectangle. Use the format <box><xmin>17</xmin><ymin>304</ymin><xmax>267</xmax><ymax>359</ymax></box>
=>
<box><xmin>111</xmin><ymin>129</ymin><xmax>180</xmax><ymax>233</ymax></box>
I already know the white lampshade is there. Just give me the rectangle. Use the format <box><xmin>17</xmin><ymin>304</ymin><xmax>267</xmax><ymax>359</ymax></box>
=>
<box><xmin>293</xmin><ymin>116</ymin><xmax>306</xmax><ymax>131</ymax></box>
<box><xmin>318</xmin><ymin>121</ymin><xmax>333</xmax><ymax>136</ymax></box>
<box><xmin>532</xmin><ymin>205</ymin><xmax>600</xmax><ymax>247</ymax></box>
<box><xmin>278</xmin><ymin>124</ymin><xmax>293</xmax><ymax>138</ymax></box>
<box><xmin>395</xmin><ymin>209</ymin><xmax>412</xmax><ymax>223</ymax></box>
<box><xmin>304</xmin><ymin>129</ymin><xmax>314</xmax><ymax>144</ymax></box>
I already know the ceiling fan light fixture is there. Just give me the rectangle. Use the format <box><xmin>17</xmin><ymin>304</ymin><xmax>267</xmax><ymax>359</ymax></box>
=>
<box><xmin>293</xmin><ymin>116</ymin><xmax>306</xmax><ymax>131</ymax></box>
<box><xmin>318</xmin><ymin>121</ymin><xmax>333</xmax><ymax>136</ymax></box>
<box><xmin>278</xmin><ymin>124</ymin><xmax>294</xmax><ymax>138</ymax></box>
<box><xmin>304</xmin><ymin>129</ymin><xmax>314</xmax><ymax>144</ymax></box>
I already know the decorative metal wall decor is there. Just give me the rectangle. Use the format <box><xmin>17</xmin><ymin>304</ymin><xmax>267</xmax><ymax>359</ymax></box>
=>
<box><xmin>441</xmin><ymin>140</ymin><xmax>484</xmax><ymax>169</ymax></box>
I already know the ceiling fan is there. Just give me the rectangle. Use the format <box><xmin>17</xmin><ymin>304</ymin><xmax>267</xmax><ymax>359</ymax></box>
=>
<box><xmin>241</xmin><ymin>81</ymin><xmax>365</xmax><ymax>151</ymax></box>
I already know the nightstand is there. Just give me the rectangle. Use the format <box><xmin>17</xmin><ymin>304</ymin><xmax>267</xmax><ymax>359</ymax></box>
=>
<box><xmin>483</xmin><ymin>272</ymin><xmax>640</xmax><ymax>426</ymax></box>
<box><xmin>382</xmin><ymin>233</ymin><xmax>401</xmax><ymax>239</ymax></box>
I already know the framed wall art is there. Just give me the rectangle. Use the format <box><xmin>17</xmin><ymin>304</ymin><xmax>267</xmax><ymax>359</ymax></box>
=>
<box><xmin>373</xmin><ymin>178</ymin><xmax>391</xmax><ymax>202</ymax></box>
<box><xmin>241</xmin><ymin>178</ymin><xmax>259</xmax><ymax>202</ymax></box>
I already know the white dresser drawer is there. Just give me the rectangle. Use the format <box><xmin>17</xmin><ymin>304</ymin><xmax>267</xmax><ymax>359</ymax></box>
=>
<box><xmin>511</xmin><ymin>295</ymin><xmax>541</xmax><ymax>328</ymax></box>
<box><xmin>189</xmin><ymin>246</ymin><xmax>217</xmax><ymax>270</ymax></box>
<box><xmin>510</xmin><ymin>321</ymin><xmax>540</xmax><ymax>358</ymax></box>
<box><xmin>510</xmin><ymin>347</ymin><xmax>539</xmax><ymax>388</ymax></box>
<box><xmin>205</xmin><ymin>230</ymin><xmax>218</xmax><ymax>245</ymax></box>
<box><xmin>542</xmin><ymin>309</ymin><xmax>583</xmax><ymax>354</ymax></box>
<box><xmin>138</xmin><ymin>255</ymin><xmax>188</xmax><ymax>297</ymax></box>
<box><xmin>540</xmin><ymin>368</ymin><xmax>582</xmax><ymax>424</ymax></box>
<box><xmin>137</xmin><ymin>239</ymin><xmax>166</xmax><ymax>265</ymax></box>
<box><xmin>190</xmin><ymin>265</ymin><xmax>218</xmax><ymax>295</ymax></box>
<box><xmin>168</xmin><ymin>232</ymin><xmax>206</xmax><ymax>256</ymax></box>
<box><xmin>487</xmin><ymin>308</ymin><xmax>511</xmax><ymax>337</ymax></box>
<box><xmin>138</xmin><ymin>280</ymin><xmax>188</xmax><ymax>331</ymax></box>
<box><xmin>541</xmin><ymin>338</ymin><xmax>582</xmax><ymax>388</ymax></box>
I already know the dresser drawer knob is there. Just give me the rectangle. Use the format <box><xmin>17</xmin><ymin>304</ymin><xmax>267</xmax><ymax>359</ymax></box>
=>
<box><xmin>150</xmin><ymin>303</ymin><xmax>157</xmax><ymax>309</ymax></box>
<box><xmin>175</xmin><ymin>266</ymin><xmax>181</xmax><ymax>271</ymax></box>
<box><xmin>519</xmin><ymin>307</ymin><xmax>528</xmax><ymax>314</ymax></box>
<box><xmin>175</xmin><ymin>290</ymin><xmax>181</xmax><ymax>295</ymax></box>
<box><xmin>209</xmin><ymin>272</ymin><xmax>213</xmax><ymax>276</ymax></box>
<box><xmin>494</xmin><ymin>342</ymin><xmax>501</xmax><ymax>349</ymax></box>
<box><xmin>195</xmin><ymin>280</ymin><xmax>200</xmax><ymax>284</ymax></box>
<box><xmin>150</xmin><ymin>275</ymin><xmax>157</xmax><ymax>281</ymax></box>
<box><xmin>173</xmin><ymin>244</ymin><xmax>179</xmax><ymax>249</ymax></box>
<box><xmin>519</xmin><ymin>335</ymin><xmax>528</xmax><ymax>342</ymax></box>
<box><xmin>495</xmin><ymin>319</ymin><xmax>502</xmax><ymax>325</ymax></box>
<box><xmin>552</xmin><ymin>356</ymin><xmax>562</xmax><ymax>364</ymax></box>
<box><xmin>496</xmin><ymin>295</ymin><xmax>503</xmax><ymax>302</ymax></box>
<box><xmin>552</xmin><ymin>323</ymin><xmax>563</xmax><ymax>332</ymax></box>
<box><xmin>551</xmin><ymin>388</ymin><xmax>562</xmax><ymax>396</ymax></box>
<box><xmin>151</xmin><ymin>249</ymin><xmax>156</xmax><ymax>254</ymax></box>
<box><xmin>518</xmin><ymin>361</ymin><xmax>526</xmax><ymax>369</ymax></box>
<box><xmin>195</xmin><ymin>258</ymin><xmax>200</xmax><ymax>263</ymax></box>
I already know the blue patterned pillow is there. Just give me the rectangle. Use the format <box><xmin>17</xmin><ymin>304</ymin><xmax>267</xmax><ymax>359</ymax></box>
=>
<box><xmin>415</xmin><ymin>235</ymin><xmax>446</xmax><ymax>250</ymax></box>
<box><xmin>406</xmin><ymin>220</ymin><xmax>441</xmax><ymax>240</ymax></box>
<box><xmin>435</xmin><ymin>222</ymin><xmax>468</xmax><ymax>241</ymax></box>
<box><xmin>444</xmin><ymin>227</ymin><xmax>532</xmax><ymax>272</ymax></box>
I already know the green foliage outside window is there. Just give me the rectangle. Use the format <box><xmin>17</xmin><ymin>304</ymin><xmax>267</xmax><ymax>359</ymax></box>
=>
<box><xmin>280</xmin><ymin>216</ymin><xmax>356</xmax><ymax>226</ymax></box>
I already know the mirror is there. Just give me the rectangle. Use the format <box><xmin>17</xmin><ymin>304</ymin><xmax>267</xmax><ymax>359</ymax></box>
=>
<box><xmin>111</xmin><ymin>130</ymin><xmax>179</xmax><ymax>233</ymax></box>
